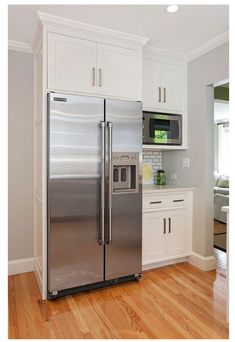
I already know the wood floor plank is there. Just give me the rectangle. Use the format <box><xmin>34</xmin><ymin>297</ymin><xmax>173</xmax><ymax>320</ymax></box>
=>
<box><xmin>8</xmin><ymin>262</ymin><xmax>229</xmax><ymax>339</ymax></box>
<box><xmin>147</xmin><ymin>270</ymin><xmax>228</xmax><ymax>338</ymax></box>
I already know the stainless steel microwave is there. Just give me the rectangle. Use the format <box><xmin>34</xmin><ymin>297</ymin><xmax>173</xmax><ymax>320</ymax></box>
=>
<box><xmin>143</xmin><ymin>112</ymin><xmax>182</xmax><ymax>145</ymax></box>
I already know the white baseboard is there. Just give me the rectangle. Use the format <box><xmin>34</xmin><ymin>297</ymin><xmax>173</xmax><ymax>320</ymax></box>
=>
<box><xmin>8</xmin><ymin>257</ymin><xmax>34</xmax><ymax>275</ymax></box>
<box><xmin>142</xmin><ymin>257</ymin><xmax>187</xmax><ymax>271</ymax></box>
<box><xmin>187</xmin><ymin>252</ymin><xmax>216</xmax><ymax>271</ymax></box>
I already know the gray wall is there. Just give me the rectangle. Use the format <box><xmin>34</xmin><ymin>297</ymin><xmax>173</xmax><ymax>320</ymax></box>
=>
<box><xmin>8</xmin><ymin>50</ymin><xmax>34</xmax><ymax>260</ymax></box>
<box><xmin>163</xmin><ymin>42</ymin><xmax>229</xmax><ymax>257</ymax></box>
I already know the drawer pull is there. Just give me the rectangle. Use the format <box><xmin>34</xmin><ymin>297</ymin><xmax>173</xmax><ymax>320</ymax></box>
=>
<box><xmin>163</xmin><ymin>218</ymin><xmax>166</xmax><ymax>234</ymax></box>
<box><xmin>150</xmin><ymin>201</ymin><xmax>162</xmax><ymax>204</ymax></box>
<box><xmin>173</xmin><ymin>199</ymin><xmax>184</xmax><ymax>203</ymax></box>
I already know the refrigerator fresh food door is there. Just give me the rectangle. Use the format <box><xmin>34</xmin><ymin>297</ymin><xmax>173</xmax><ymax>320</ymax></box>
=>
<box><xmin>48</xmin><ymin>93</ymin><xmax>104</xmax><ymax>293</ymax></box>
<box><xmin>105</xmin><ymin>99</ymin><xmax>142</xmax><ymax>280</ymax></box>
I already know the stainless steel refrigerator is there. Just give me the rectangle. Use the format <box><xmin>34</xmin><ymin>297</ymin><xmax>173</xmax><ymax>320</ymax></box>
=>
<box><xmin>47</xmin><ymin>92</ymin><xmax>142</xmax><ymax>298</ymax></box>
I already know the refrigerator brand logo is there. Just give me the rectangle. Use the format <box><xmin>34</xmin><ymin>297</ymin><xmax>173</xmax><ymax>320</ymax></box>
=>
<box><xmin>53</xmin><ymin>97</ymin><xmax>67</xmax><ymax>102</ymax></box>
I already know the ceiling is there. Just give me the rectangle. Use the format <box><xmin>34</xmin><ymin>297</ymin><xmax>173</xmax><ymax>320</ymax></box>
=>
<box><xmin>8</xmin><ymin>5</ymin><xmax>229</xmax><ymax>54</ymax></box>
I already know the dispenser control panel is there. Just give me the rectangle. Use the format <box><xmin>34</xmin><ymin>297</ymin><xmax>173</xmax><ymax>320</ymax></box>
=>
<box><xmin>112</xmin><ymin>152</ymin><xmax>139</xmax><ymax>194</ymax></box>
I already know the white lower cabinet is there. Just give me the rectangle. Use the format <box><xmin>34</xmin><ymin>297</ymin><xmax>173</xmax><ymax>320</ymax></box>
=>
<box><xmin>142</xmin><ymin>189</ymin><xmax>193</xmax><ymax>269</ymax></box>
<box><xmin>143</xmin><ymin>211</ymin><xmax>166</xmax><ymax>265</ymax></box>
<box><xmin>165</xmin><ymin>209</ymin><xmax>188</xmax><ymax>257</ymax></box>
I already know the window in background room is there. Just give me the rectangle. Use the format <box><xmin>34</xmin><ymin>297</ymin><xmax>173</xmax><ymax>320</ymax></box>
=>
<box><xmin>214</xmin><ymin>98</ymin><xmax>229</xmax><ymax>175</ymax></box>
<box><xmin>218</xmin><ymin>122</ymin><xmax>229</xmax><ymax>175</ymax></box>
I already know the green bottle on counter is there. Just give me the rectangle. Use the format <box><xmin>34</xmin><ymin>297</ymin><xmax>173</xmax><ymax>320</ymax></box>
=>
<box><xmin>155</xmin><ymin>170</ymin><xmax>166</xmax><ymax>185</ymax></box>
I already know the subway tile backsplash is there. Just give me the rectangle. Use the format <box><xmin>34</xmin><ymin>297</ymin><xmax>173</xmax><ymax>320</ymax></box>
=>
<box><xmin>143</xmin><ymin>150</ymin><xmax>163</xmax><ymax>175</ymax></box>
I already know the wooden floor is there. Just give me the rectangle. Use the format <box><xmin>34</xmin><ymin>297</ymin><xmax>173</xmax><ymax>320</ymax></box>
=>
<box><xmin>214</xmin><ymin>219</ymin><xmax>226</xmax><ymax>235</ymax></box>
<box><xmin>8</xmin><ymin>262</ymin><xmax>229</xmax><ymax>339</ymax></box>
<box><xmin>214</xmin><ymin>248</ymin><xmax>227</xmax><ymax>279</ymax></box>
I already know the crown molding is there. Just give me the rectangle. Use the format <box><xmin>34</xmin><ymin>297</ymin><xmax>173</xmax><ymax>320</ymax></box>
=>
<box><xmin>37</xmin><ymin>11</ymin><xmax>149</xmax><ymax>48</ymax></box>
<box><xmin>143</xmin><ymin>45</ymin><xmax>187</xmax><ymax>63</ymax></box>
<box><xmin>8</xmin><ymin>40</ymin><xmax>33</xmax><ymax>54</ymax></box>
<box><xmin>187</xmin><ymin>31</ymin><xmax>229</xmax><ymax>62</ymax></box>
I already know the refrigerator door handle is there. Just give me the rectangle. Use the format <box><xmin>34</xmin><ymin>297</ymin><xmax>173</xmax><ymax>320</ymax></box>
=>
<box><xmin>100</xmin><ymin>121</ymin><xmax>106</xmax><ymax>245</ymax></box>
<box><xmin>107</xmin><ymin>121</ymin><xmax>113</xmax><ymax>244</ymax></box>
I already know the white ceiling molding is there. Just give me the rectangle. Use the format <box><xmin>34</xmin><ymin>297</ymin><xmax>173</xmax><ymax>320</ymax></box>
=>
<box><xmin>187</xmin><ymin>31</ymin><xmax>229</xmax><ymax>62</ymax></box>
<box><xmin>37</xmin><ymin>11</ymin><xmax>149</xmax><ymax>48</ymax></box>
<box><xmin>143</xmin><ymin>45</ymin><xmax>187</xmax><ymax>63</ymax></box>
<box><xmin>8</xmin><ymin>11</ymin><xmax>228</xmax><ymax>62</ymax></box>
<box><xmin>8</xmin><ymin>40</ymin><xmax>33</xmax><ymax>54</ymax></box>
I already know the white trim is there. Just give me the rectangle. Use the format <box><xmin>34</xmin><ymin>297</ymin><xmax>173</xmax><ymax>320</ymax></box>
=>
<box><xmin>188</xmin><ymin>252</ymin><xmax>216</xmax><ymax>271</ymax></box>
<box><xmin>37</xmin><ymin>11</ymin><xmax>149</xmax><ymax>48</ymax></box>
<box><xmin>142</xmin><ymin>257</ymin><xmax>187</xmax><ymax>271</ymax></box>
<box><xmin>8</xmin><ymin>40</ymin><xmax>33</xmax><ymax>54</ymax></box>
<box><xmin>143</xmin><ymin>44</ymin><xmax>187</xmax><ymax>62</ymax></box>
<box><xmin>8</xmin><ymin>257</ymin><xmax>34</xmax><ymax>275</ymax></box>
<box><xmin>34</xmin><ymin>258</ymin><xmax>43</xmax><ymax>297</ymax></box>
<box><xmin>187</xmin><ymin>31</ymin><xmax>229</xmax><ymax>61</ymax></box>
<box><xmin>214</xmin><ymin>99</ymin><xmax>229</xmax><ymax>104</ymax></box>
<box><xmin>9</xmin><ymin>24</ymin><xmax>228</xmax><ymax>61</ymax></box>
<box><xmin>214</xmin><ymin>78</ymin><xmax>229</xmax><ymax>87</ymax></box>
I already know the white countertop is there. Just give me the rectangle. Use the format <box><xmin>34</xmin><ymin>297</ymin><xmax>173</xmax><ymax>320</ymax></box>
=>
<box><xmin>143</xmin><ymin>184</ymin><xmax>194</xmax><ymax>194</ymax></box>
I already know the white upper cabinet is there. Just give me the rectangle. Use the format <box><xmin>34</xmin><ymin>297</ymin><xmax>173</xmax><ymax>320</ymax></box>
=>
<box><xmin>142</xmin><ymin>60</ymin><xmax>162</xmax><ymax>109</ymax></box>
<box><xmin>48</xmin><ymin>33</ymin><xmax>97</xmax><ymax>94</ymax></box>
<box><xmin>97</xmin><ymin>44</ymin><xmax>139</xmax><ymax>100</ymax></box>
<box><xmin>143</xmin><ymin>58</ymin><xmax>183</xmax><ymax>112</ymax></box>
<box><xmin>48</xmin><ymin>33</ymin><xmax>141</xmax><ymax>100</ymax></box>
<box><xmin>162</xmin><ymin>63</ymin><xmax>183</xmax><ymax>111</ymax></box>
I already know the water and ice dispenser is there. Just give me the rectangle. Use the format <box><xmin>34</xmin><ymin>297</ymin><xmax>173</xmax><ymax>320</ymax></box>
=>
<box><xmin>112</xmin><ymin>152</ymin><xmax>139</xmax><ymax>194</ymax></box>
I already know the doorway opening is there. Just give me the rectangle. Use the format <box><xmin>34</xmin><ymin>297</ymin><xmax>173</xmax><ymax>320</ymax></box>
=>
<box><xmin>213</xmin><ymin>82</ymin><xmax>229</xmax><ymax>275</ymax></box>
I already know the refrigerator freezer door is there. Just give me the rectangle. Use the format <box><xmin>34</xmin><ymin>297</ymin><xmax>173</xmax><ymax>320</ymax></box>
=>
<box><xmin>105</xmin><ymin>99</ymin><xmax>142</xmax><ymax>280</ymax></box>
<box><xmin>48</xmin><ymin>93</ymin><xmax>104</xmax><ymax>293</ymax></box>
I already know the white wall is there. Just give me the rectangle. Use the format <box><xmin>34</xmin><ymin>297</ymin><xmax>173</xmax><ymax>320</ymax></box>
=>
<box><xmin>8</xmin><ymin>50</ymin><xmax>34</xmax><ymax>261</ymax></box>
<box><xmin>163</xmin><ymin>42</ymin><xmax>229</xmax><ymax>257</ymax></box>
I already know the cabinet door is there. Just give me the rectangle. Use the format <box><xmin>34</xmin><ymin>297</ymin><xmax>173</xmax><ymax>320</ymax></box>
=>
<box><xmin>97</xmin><ymin>43</ymin><xmax>139</xmax><ymax>100</ymax></box>
<box><xmin>142</xmin><ymin>211</ymin><xmax>166</xmax><ymax>265</ymax></box>
<box><xmin>48</xmin><ymin>33</ymin><xmax>97</xmax><ymax>94</ymax></box>
<box><xmin>166</xmin><ymin>209</ymin><xmax>188</xmax><ymax>257</ymax></box>
<box><xmin>143</xmin><ymin>59</ymin><xmax>163</xmax><ymax>109</ymax></box>
<box><xmin>162</xmin><ymin>63</ymin><xmax>183</xmax><ymax>111</ymax></box>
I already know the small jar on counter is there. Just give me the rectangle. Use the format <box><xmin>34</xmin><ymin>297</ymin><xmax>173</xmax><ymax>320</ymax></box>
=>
<box><xmin>154</xmin><ymin>170</ymin><xmax>166</xmax><ymax>185</ymax></box>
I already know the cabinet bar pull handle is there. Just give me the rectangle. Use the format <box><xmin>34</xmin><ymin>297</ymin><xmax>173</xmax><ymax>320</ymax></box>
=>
<box><xmin>163</xmin><ymin>218</ymin><xmax>166</xmax><ymax>234</ymax></box>
<box><xmin>168</xmin><ymin>218</ymin><xmax>171</xmax><ymax>233</ymax></box>
<box><xmin>92</xmin><ymin>67</ymin><xmax>96</xmax><ymax>86</ymax></box>
<box><xmin>158</xmin><ymin>87</ymin><xmax>161</xmax><ymax>102</ymax></box>
<box><xmin>163</xmin><ymin>87</ymin><xmax>166</xmax><ymax>103</ymax></box>
<box><xmin>99</xmin><ymin>68</ymin><xmax>102</xmax><ymax>87</ymax></box>
<box><xmin>173</xmin><ymin>199</ymin><xmax>184</xmax><ymax>202</ymax></box>
<box><xmin>150</xmin><ymin>201</ymin><xmax>162</xmax><ymax>204</ymax></box>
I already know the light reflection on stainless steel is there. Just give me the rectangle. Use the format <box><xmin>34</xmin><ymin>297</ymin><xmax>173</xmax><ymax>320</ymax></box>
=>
<box><xmin>48</xmin><ymin>94</ymin><xmax>104</xmax><ymax>292</ymax></box>
<box><xmin>105</xmin><ymin>99</ymin><xmax>142</xmax><ymax>280</ymax></box>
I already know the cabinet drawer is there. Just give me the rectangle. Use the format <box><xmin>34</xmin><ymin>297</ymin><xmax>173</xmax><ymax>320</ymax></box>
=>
<box><xmin>168</xmin><ymin>194</ymin><xmax>188</xmax><ymax>207</ymax></box>
<box><xmin>143</xmin><ymin>195</ymin><xmax>168</xmax><ymax>209</ymax></box>
<box><xmin>143</xmin><ymin>193</ymin><xmax>188</xmax><ymax>210</ymax></box>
